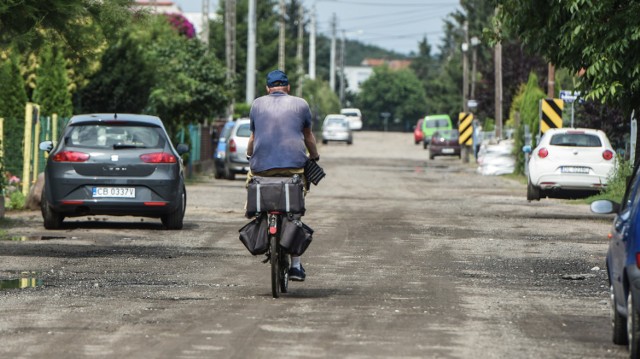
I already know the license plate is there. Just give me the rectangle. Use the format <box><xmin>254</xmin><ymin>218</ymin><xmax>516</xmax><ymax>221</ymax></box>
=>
<box><xmin>92</xmin><ymin>187</ymin><xmax>136</xmax><ymax>198</ymax></box>
<box><xmin>442</xmin><ymin>148</ymin><xmax>454</xmax><ymax>154</ymax></box>
<box><xmin>561</xmin><ymin>166</ymin><xmax>589</xmax><ymax>174</ymax></box>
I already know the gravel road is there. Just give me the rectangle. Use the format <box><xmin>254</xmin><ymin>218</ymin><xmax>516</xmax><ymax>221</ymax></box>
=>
<box><xmin>0</xmin><ymin>131</ymin><xmax>625</xmax><ymax>358</ymax></box>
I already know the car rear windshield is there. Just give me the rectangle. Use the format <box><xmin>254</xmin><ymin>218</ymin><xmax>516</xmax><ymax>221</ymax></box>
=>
<box><xmin>325</xmin><ymin>118</ymin><xmax>347</xmax><ymax>127</ymax></box>
<box><xmin>549</xmin><ymin>133</ymin><xmax>602</xmax><ymax>147</ymax></box>
<box><xmin>236</xmin><ymin>123</ymin><xmax>251</xmax><ymax>137</ymax></box>
<box><xmin>342</xmin><ymin>112</ymin><xmax>358</xmax><ymax>117</ymax></box>
<box><xmin>66</xmin><ymin>124</ymin><xmax>166</xmax><ymax>149</ymax></box>
<box><xmin>426</xmin><ymin>119</ymin><xmax>449</xmax><ymax>128</ymax></box>
<box><xmin>434</xmin><ymin>130</ymin><xmax>459</xmax><ymax>139</ymax></box>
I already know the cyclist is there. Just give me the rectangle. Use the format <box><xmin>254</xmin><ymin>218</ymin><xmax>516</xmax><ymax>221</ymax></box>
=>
<box><xmin>246</xmin><ymin>69</ymin><xmax>320</xmax><ymax>281</ymax></box>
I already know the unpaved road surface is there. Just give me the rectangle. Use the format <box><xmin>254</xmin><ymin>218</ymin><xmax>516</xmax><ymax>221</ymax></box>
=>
<box><xmin>0</xmin><ymin>131</ymin><xmax>625</xmax><ymax>358</ymax></box>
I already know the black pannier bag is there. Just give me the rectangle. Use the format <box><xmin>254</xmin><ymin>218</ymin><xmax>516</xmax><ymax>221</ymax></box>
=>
<box><xmin>238</xmin><ymin>214</ymin><xmax>269</xmax><ymax>255</ymax></box>
<box><xmin>246</xmin><ymin>175</ymin><xmax>305</xmax><ymax>216</ymax></box>
<box><xmin>279</xmin><ymin>214</ymin><xmax>313</xmax><ymax>256</ymax></box>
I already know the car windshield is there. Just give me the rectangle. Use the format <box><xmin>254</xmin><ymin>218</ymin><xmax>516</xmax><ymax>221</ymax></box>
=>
<box><xmin>236</xmin><ymin>123</ymin><xmax>251</xmax><ymax>137</ymax></box>
<box><xmin>549</xmin><ymin>133</ymin><xmax>602</xmax><ymax>147</ymax></box>
<box><xmin>426</xmin><ymin>119</ymin><xmax>449</xmax><ymax>128</ymax></box>
<box><xmin>434</xmin><ymin>130</ymin><xmax>459</xmax><ymax>140</ymax></box>
<box><xmin>66</xmin><ymin>124</ymin><xmax>164</xmax><ymax>149</ymax></box>
<box><xmin>325</xmin><ymin>118</ymin><xmax>347</xmax><ymax>127</ymax></box>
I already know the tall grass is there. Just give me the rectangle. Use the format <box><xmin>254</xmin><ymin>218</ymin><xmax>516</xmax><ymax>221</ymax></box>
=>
<box><xmin>588</xmin><ymin>155</ymin><xmax>634</xmax><ymax>204</ymax></box>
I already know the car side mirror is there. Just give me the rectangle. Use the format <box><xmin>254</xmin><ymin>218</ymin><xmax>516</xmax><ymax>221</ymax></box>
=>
<box><xmin>522</xmin><ymin>145</ymin><xmax>532</xmax><ymax>154</ymax></box>
<box><xmin>39</xmin><ymin>141</ymin><xmax>53</xmax><ymax>152</ymax></box>
<box><xmin>176</xmin><ymin>143</ymin><xmax>189</xmax><ymax>155</ymax></box>
<box><xmin>590</xmin><ymin>199</ymin><xmax>619</xmax><ymax>214</ymax></box>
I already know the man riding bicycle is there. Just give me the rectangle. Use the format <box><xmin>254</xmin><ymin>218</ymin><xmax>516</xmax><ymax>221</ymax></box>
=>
<box><xmin>246</xmin><ymin>69</ymin><xmax>320</xmax><ymax>281</ymax></box>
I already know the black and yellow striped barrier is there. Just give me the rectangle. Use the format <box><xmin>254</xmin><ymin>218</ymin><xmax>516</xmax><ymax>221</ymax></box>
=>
<box><xmin>540</xmin><ymin>99</ymin><xmax>563</xmax><ymax>134</ymax></box>
<box><xmin>458</xmin><ymin>112</ymin><xmax>473</xmax><ymax>145</ymax></box>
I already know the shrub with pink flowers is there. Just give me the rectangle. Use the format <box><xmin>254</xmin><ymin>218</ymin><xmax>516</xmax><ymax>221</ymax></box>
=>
<box><xmin>164</xmin><ymin>13</ymin><xmax>196</xmax><ymax>39</ymax></box>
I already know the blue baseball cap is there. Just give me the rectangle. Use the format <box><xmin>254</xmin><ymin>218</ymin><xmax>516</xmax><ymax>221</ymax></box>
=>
<box><xmin>266</xmin><ymin>70</ymin><xmax>289</xmax><ymax>87</ymax></box>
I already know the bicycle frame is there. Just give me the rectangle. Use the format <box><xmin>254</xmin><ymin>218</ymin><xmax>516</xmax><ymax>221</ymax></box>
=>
<box><xmin>268</xmin><ymin>211</ymin><xmax>289</xmax><ymax>298</ymax></box>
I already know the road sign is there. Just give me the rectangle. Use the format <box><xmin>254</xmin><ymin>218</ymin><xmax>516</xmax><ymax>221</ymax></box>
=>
<box><xmin>559</xmin><ymin>90</ymin><xmax>580</xmax><ymax>103</ymax></box>
<box><xmin>458</xmin><ymin>112</ymin><xmax>473</xmax><ymax>145</ymax></box>
<box><xmin>540</xmin><ymin>99</ymin><xmax>563</xmax><ymax>134</ymax></box>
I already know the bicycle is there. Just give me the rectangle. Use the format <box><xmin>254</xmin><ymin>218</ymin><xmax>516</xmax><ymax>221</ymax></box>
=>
<box><xmin>265</xmin><ymin>211</ymin><xmax>289</xmax><ymax>298</ymax></box>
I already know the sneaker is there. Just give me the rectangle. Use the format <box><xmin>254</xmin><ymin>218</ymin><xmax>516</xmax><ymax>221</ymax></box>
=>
<box><xmin>288</xmin><ymin>265</ymin><xmax>306</xmax><ymax>281</ymax></box>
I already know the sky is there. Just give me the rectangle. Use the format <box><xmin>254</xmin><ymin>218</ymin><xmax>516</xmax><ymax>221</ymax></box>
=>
<box><xmin>171</xmin><ymin>0</ymin><xmax>461</xmax><ymax>55</ymax></box>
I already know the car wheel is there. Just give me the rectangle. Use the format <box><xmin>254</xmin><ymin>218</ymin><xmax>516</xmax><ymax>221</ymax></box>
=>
<box><xmin>423</xmin><ymin>141</ymin><xmax>427</xmax><ymax>150</ymax></box>
<box><xmin>347</xmin><ymin>140</ymin><xmax>353</xmax><ymax>145</ymax></box>
<box><xmin>161</xmin><ymin>186</ymin><xmax>186</xmax><ymax>230</ymax></box>
<box><xmin>429</xmin><ymin>151</ymin><xmax>435</xmax><ymax>160</ymax></box>
<box><xmin>610</xmin><ymin>285</ymin><xmax>628</xmax><ymax>345</ymax></box>
<box><xmin>629</xmin><ymin>291</ymin><xmax>640</xmax><ymax>355</ymax></box>
<box><xmin>527</xmin><ymin>177</ymin><xmax>540</xmax><ymax>201</ymax></box>
<box><xmin>214</xmin><ymin>167</ymin><xmax>223</xmax><ymax>179</ymax></box>
<box><xmin>415</xmin><ymin>140</ymin><xmax>419</xmax><ymax>145</ymax></box>
<box><xmin>224</xmin><ymin>162</ymin><xmax>236</xmax><ymax>180</ymax></box>
<box><xmin>322</xmin><ymin>139</ymin><xmax>328</xmax><ymax>145</ymax></box>
<box><xmin>41</xmin><ymin>190</ymin><xmax>63</xmax><ymax>230</ymax></box>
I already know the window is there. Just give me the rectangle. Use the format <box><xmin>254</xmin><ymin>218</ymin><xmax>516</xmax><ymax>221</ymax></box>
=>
<box><xmin>67</xmin><ymin>124</ymin><xmax>164</xmax><ymax>149</ymax></box>
<box><xmin>550</xmin><ymin>133</ymin><xmax>602</xmax><ymax>147</ymax></box>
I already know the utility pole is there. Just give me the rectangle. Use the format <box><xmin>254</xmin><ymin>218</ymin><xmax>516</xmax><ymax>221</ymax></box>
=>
<box><xmin>309</xmin><ymin>5</ymin><xmax>316</xmax><ymax>80</ymax></box>
<box><xmin>494</xmin><ymin>8</ymin><xmax>503</xmax><ymax>140</ymax></box>
<box><xmin>296</xmin><ymin>5</ymin><xmax>304</xmax><ymax>97</ymax></box>
<box><xmin>470</xmin><ymin>36</ymin><xmax>480</xmax><ymax>100</ymax></box>
<box><xmin>201</xmin><ymin>0</ymin><xmax>209</xmax><ymax>46</ymax></box>
<box><xmin>339</xmin><ymin>30</ymin><xmax>345</xmax><ymax>106</ymax></box>
<box><xmin>225</xmin><ymin>0</ymin><xmax>236</xmax><ymax>119</ymax></box>
<box><xmin>245</xmin><ymin>0</ymin><xmax>256</xmax><ymax>103</ymax></box>
<box><xmin>278</xmin><ymin>0</ymin><xmax>285</xmax><ymax>71</ymax></box>
<box><xmin>330</xmin><ymin>13</ymin><xmax>337</xmax><ymax>92</ymax></box>
<box><xmin>547</xmin><ymin>63</ymin><xmax>555</xmax><ymax>98</ymax></box>
<box><xmin>462</xmin><ymin>21</ymin><xmax>469</xmax><ymax>113</ymax></box>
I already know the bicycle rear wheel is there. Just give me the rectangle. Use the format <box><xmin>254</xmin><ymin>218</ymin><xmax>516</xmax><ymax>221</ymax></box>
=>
<box><xmin>280</xmin><ymin>249</ymin><xmax>289</xmax><ymax>293</ymax></box>
<box><xmin>270</xmin><ymin>234</ymin><xmax>280</xmax><ymax>298</ymax></box>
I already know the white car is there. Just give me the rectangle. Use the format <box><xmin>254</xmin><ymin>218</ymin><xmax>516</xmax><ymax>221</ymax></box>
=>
<box><xmin>322</xmin><ymin>114</ymin><xmax>353</xmax><ymax>145</ymax></box>
<box><xmin>340</xmin><ymin>108</ymin><xmax>363</xmax><ymax>130</ymax></box>
<box><xmin>527</xmin><ymin>128</ymin><xmax>616</xmax><ymax>201</ymax></box>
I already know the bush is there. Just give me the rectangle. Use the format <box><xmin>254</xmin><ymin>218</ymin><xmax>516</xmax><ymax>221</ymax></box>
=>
<box><xmin>588</xmin><ymin>155</ymin><xmax>633</xmax><ymax>204</ymax></box>
<box><xmin>6</xmin><ymin>190</ymin><xmax>25</xmax><ymax>210</ymax></box>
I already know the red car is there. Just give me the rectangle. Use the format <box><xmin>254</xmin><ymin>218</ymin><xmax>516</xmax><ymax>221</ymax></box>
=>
<box><xmin>413</xmin><ymin>118</ymin><xmax>424</xmax><ymax>144</ymax></box>
<box><xmin>428</xmin><ymin>129</ymin><xmax>461</xmax><ymax>159</ymax></box>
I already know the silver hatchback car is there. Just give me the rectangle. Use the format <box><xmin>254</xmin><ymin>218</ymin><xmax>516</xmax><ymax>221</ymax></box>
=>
<box><xmin>322</xmin><ymin>114</ymin><xmax>353</xmax><ymax>145</ymax></box>
<box><xmin>39</xmin><ymin>113</ymin><xmax>189</xmax><ymax>230</ymax></box>
<box><xmin>220</xmin><ymin>118</ymin><xmax>251</xmax><ymax>180</ymax></box>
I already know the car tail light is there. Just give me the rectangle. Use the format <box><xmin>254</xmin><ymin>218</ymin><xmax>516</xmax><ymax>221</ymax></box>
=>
<box><xmin>144</xmin><ymin>202</ymin><xmax>167</xmax><ymax>206</ymax></box>
<box><xmin>537</xmin><ymin>148</ymin><xmax>549</xmax><ymax>158</ymax></box>
<box><xmin>52</xmin><ymin>151</ymin><xmax>90</xmax><ymax>162</ymax></box>
<box><xmin>603</xmin><ymin>149</ymin><xmax>614</xmax><ymax>160</ymax></box>
<box><xmin>140</xmin><ymin>152</ymin><xmax>177</xmax><ymax>163</ymax></box>
<box><xmin>229</xmin><ymin>139</ymin><xmax>237</xmax><ymax>153</ymax></box>
<box><xmin>636</xmin><ymin>253</ymin><xmax>640</xmax><ymax>269</ymax></box>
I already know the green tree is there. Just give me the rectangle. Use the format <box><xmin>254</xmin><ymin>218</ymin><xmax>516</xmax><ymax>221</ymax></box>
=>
<box><xmin>356</xmin><ymin>66</ymin><xmax>427</xmax><ymax>131</ymax></box>
<box><xmin>495</xmin><ymin>0</ymin><xmax>640</xmax><ymax>158</ymax></box>
<box><xmin>33</xmin><ymin>45</ymin><xmax>73</xmax><ymax>118</ymax></box>
<box><xmin>301</xmin><ymin>78</ymin><xmax>340</xmax><ymax>127</ymax></box>
<box><xmin>513</xmin><ymin>73</ymin><xmax>545</xmax><ymax>175</ymax></box>
<box><xmin>0</xmin><ymin>51</ymin><xmax>29</xmax><ymax>179</ymax></box>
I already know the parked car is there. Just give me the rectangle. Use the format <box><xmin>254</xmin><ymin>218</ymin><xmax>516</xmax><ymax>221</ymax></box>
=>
<box><xmin>214</xmin><ymin>120</ymin><xmax>236</xmax><ymax>179</ymax></box>
<box><xmin>422</xmin><ymin>114</ymin><xmax>452</xmax><ymax>149</ymax></box>
<box><xmin>322</xmin><ymin>114</ymin><xmax>353</xmax><ymax>145</ymax></box>
<box><xmin>340</xmin><ymin>108</ymin><xmax>363</xmax><ymax>130</ymax></box>
<box><xmin>428</xmin><ymin>129</ymin><xmax>461</xmax><ymax>159</ymax></box>
<box><xmin>526</xmin><ymin>128</ymin><xmax>616</xmax><ymax>201</ymax></box>
<box><xmin>220</xmin><ymin>118</ymin><xmax>251</xmax><ymax>180</ymax></box>
<box><xmin>413</xmin><ymin>118</ymin><xmax>424</xmax><ymax>145</ymax></box>
<box><xmin>591</xmin><ymin>164</ymin><xmax>640</xmax><ymax>356</ymax></box>
<box><xmin>39</xmin><ymin>113</ymin><xmax>189</xmax><ymax>230</ymax></box>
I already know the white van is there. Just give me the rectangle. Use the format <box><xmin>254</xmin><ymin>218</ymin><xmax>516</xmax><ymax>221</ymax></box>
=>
<box><xmin>340</xmin><ymin>108</ymin><xmax>363</xmax><ymax>130</ymax></box>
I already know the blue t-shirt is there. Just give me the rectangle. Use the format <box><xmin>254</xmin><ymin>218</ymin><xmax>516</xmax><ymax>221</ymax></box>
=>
<box><xmin>249</xmin><ymin>92</ymin><xmax>312</xmax><ymax>173</ymax></box>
